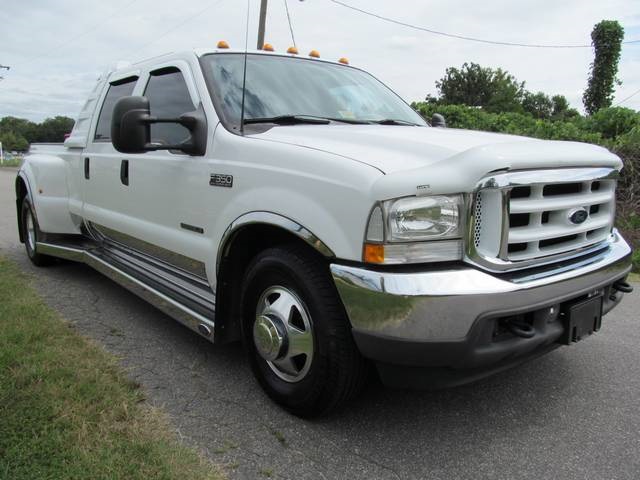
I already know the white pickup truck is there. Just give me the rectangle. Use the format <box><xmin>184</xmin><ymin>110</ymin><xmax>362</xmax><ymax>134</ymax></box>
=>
<box><xmin>17</xmin><ymin>46</ymin><xmax>634</xmax><ymax>416</ymax></box>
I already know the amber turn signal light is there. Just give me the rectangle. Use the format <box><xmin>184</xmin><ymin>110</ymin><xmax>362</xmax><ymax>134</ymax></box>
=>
<box><xmin>363</xmin><ymin>243</ymin><xmax>384</xmax><ymax>264</ymax></box>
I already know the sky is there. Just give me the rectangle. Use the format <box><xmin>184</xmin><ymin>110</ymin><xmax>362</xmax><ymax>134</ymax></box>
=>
<box><xmin>0</xmin><ymin>0</ymin><xmax>638</xmax><ymax>122</ymax></box>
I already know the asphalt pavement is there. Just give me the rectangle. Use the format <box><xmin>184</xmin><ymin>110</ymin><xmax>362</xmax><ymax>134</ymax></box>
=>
<box><xmin>1</xmin><ymin>168</ymin><xmax>639</xmax><ymax>480</ymax></box>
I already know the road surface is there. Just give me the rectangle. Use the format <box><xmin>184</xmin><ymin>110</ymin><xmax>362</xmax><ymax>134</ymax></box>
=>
<box><xmin>1</xmin><ymin>168</ymin><xmax>639</xmax><ymax>479</ymax></box>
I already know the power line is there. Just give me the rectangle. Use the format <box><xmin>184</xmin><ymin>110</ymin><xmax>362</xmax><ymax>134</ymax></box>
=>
<box><xmin>13</xmin><ymin>0</ymin><xmax>141</xmax><ymax>68</ymax></box>
<box><xmin>614</xmin><ymin>87</ymin><xmax>640</xmax><ymax>106</ymax></box>
<box><xmin>283</xmin><ymin>0</ymin><xmax>297</xmax><ymax>47</ymax></box>
<box><xmin>328</xmin><ymin>0</ymin><xmax>640</xmax><ymax>49</ymax></box>
<box><xmin>129</xmin><ymin>0</ymin><xmax>228</xmax><ymax>58</ymax></box>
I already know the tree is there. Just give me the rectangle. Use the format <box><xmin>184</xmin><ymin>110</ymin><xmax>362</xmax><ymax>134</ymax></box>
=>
<box><xmin>583</xmin><ymin>20</ymin><xmax>624</xmax><ymax>115</ymax></box>
<box><xmin>34</xmin><ymin>116</ymin><xmax>75</xmax><ymax>143</ymax></box>
<box><xmin>587</xmin><ymin>107</ymin><xmax>639</xmax><ymax>139</ymax></box>
<box><xmin>522</xmin><ymin>91</ymin><xmax>554</xmax><ymax>119</ymax></box>
<box><xmin>551</xmin><ymin>95</ymin><xmax>579</xmax><ymax>120</ymax></box>
<box><xmin>432</xmin><ymin>62</ymin><xmax>526</xmax><ymax>113</ymax></box>
<box><xmin>0</xmin><ymin>115</ymin><xmax>75</xmax><ymax>146</ymax></box>
<box><xmin>0</xmin><ymin>131</ymin><xmax>29</xmax><ymax>151</ymax></box>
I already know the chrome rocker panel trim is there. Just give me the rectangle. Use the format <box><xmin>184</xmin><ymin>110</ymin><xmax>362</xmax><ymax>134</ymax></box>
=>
<box><xmin>36</xmin><ymin>242</ymin><xmax>216</xmax><ymax>342</ymax></box>
<box><xmin>331</xmin><ymin>230</ymin><xmax>631</xmax><ymax>343</ymax></box>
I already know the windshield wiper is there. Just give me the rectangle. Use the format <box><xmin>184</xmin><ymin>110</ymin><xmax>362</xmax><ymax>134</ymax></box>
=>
<box><xmin>243</xmin><ymin>115</ymin><xmax>374</xmax><ymax>126</ymax></box>
<box><xmin>324</xmin><ymin>117</ymin><xmax>372</xmax><ymax>125</ymax></box>
<box><xmin>367</xmin><ymin>118</ymin><xmax>421</xmax><ymax>126</ymax></box>
<box><xmin>243</xmin><ymin>115</ymin><xmax>331</xmax><ymax>125</ymax></box>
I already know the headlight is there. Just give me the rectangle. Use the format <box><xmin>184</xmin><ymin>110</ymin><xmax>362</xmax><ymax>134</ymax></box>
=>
<box><xmin>387</xmin><ymin>195</ymin><xmax>461</xmax><ymax>241</ymax></box>
<box><xmin>363</xmin><ymin>194</ymin><xmax>463</xmax><ymax>265</ymax></box>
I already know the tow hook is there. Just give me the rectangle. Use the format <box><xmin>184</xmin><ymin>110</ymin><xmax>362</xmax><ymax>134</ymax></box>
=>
<box><xmin>613</xmin><ymin>280</ymin><xmax>634</xmax><ymax>294</ymax></box>
<box><xmin>507</xmin><ymin>319</ymin><xmax>536</xmax><ymax>339</ymax></box>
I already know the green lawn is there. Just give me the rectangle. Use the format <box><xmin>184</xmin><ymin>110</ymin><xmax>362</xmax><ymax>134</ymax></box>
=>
<box><xmin>0</xmin><ymin>157</ymin><xmax>22</xmax><ymax>167</ymax></box>
<box><xmin>0</xmin><ymin>256</ymin><xmax>223</xmax><ymax>480</ymax></box>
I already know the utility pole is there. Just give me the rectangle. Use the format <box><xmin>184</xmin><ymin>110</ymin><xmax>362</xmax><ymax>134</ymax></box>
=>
<box><xmin>257</xmin><ymin>0</ymin><xmax>268</xmax><ymax>49</ymax></box>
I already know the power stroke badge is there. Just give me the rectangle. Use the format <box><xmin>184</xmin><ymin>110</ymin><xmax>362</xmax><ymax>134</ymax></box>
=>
<box><xmin>210</xmin><ymin>174</ymin><xmax>233</xmax><ymax>188</ymax></box>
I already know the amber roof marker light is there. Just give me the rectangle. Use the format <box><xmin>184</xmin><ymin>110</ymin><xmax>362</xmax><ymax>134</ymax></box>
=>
<box><xmin>217</xmin><ymin>40</ymin><xmax>230</xmax><ymax>49</ymax></box>
<box><xmin>309</xmin><ymin>49</ymin><xmax>320</xmax><ymax>58</ymax></box>
<box><xmin>338</xmin><ymin>57</ymin><xmax>349</xmax><ymax>65</ymax></box>
<box><xmin>287</xmin><ymin>46</ymin><xmax>299</xmax><ymax>54</ymax></box>
<box><xmin>262</xmin><ymin>43</ymin><xmax>275</xmax><ymax>51</ymax></box>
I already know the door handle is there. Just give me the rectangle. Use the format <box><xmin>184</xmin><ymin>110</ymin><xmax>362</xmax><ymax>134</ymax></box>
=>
<box><xmin>120</xmin><ymin>159</ymin><xmax>129</xmax><ymax>186</ymax></box>
<box><xmin>84</xmin><ymin>157</ymin><xmax>90</xmax><ymax>179</ymax></box>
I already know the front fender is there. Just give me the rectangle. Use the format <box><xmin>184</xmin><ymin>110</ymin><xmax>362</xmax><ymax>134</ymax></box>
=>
<box><xmin>216</xmin><ymin>211</ymin><xmax>335</xmax><ymax>273</ymax></box>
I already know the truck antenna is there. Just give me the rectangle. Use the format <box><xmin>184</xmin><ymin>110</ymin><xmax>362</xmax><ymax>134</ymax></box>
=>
<box><xmin>240</xmin><ymin>0</ymin><xmax>251</xmax><ymax>135</ymax></box>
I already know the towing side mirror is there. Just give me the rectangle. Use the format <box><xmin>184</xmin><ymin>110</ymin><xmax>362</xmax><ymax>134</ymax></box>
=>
<box><xmin>111</xmin><ymin>96</ymin><xmax>150</xmax><ymax>154</ymax></box>
<box><xmin>431</xmin><ymin>113</ymin><xmax>446</xmax><ymax>128</ymax></box>
<box><xmin>111</xmin><ymin>96</ymin><xmax>207</xmax><ymax>156</ymax></box>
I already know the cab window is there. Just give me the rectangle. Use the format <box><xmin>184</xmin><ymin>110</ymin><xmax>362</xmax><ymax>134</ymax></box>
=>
<box><xmin>144</xmin><ymin>67</ymin><xmax>196</xmax><ymax>146</ymax></box>
<box><xmin>94</xmin><ymin>76</ymin><xmax>138</xmax><ymax>141</ymax></box>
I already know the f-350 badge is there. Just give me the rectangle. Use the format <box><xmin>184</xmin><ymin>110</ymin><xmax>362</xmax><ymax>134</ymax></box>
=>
<box><xmin>210</xmin><ymin>174</ymin><xmax>233</xmax><ymax>188</ymax></box>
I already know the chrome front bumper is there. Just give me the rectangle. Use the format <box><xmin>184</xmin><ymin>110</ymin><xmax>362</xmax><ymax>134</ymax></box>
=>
<box><xmin>331</xmin><ymin>231</ymin><xmax>632</xmax><ymax>346</ymax></box>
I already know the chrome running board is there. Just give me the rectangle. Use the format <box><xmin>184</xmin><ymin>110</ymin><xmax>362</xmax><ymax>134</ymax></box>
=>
<box><xmin>36</xmin><ymin>241</ymin><xmax>216</xmax><ymax>342</ymax></box>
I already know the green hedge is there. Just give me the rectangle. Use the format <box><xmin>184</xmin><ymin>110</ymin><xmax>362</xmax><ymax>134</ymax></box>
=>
<box><xmin>413</xmin><ymin>103</ymin><xmax>640</xmax><ymax>271</ymax></box>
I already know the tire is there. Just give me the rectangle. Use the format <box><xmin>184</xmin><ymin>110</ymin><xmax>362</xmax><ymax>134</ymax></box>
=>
<box><xmin>21</xmin><ymin>198</ymin><xmax>54</xmax><ymax>267</ymax></box>
<box><xmin>241</xmin><ymin>245</ymin><xmax>368</xmax><ymax>417</ymax></box>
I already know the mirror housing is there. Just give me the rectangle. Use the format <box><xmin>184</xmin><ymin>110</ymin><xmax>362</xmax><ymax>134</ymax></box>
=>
<box><xmin>111</xmin><ymin>96</ymin><xmax>151</xmax><ymax>153</ymax></box>
<box><xmin>111</xmin><ymin>95</ymin><xmax>207</xmax><ymax>156</ymax></box>
<box><xmin>431</xmin><ymin>113</ymin><xmax>446</xmax><ymax>128</ymax></box>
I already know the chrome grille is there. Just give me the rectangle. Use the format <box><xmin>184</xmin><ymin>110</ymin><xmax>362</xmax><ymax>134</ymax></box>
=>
<box><xmin>469</xmin><ymin>168</ymin><xmax>618</xmax><ymax>271</ymax></box>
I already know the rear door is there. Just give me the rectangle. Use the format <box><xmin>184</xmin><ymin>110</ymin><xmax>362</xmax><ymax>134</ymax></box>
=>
<box><xmin>82</xmin><ymin>75</ymin><xmax>139</xmax><ymax>228</ymax></box>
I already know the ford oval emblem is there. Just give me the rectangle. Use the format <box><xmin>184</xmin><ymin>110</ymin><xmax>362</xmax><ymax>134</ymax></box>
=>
<box><xmin>568</xmin><ymin>207</ymin><xmax>589</xmax><ymax>225</ymax></box>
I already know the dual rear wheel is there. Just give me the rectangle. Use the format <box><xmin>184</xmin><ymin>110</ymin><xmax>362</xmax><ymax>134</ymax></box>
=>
<box><xmin>20</xmin><ymin>198</ymin><xmax>54</xmax><ymax>267</ymax></box>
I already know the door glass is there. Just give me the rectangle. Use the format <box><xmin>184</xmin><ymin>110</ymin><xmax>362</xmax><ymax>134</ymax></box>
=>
<box><xmin>144</xmin><ymin>68</ymin><xmax>196</xmax><ymax>146</ymax></box>
<box><xmin>94</xmin><ymin>77</ymin><xmax>138</xmax><ymax>141</ymax></box>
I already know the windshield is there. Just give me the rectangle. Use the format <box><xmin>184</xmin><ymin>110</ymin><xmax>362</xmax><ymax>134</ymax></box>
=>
<box><xmin>200</xmin><ymin>53</ymin><xmax>427</xmax><ymax>129</ymax></box>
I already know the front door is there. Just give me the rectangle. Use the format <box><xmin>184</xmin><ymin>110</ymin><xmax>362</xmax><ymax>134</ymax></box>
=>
<box><xmin>99</xmin><ymin>64</ymin><xmax>213</xmax><ymax>280</ymax></box>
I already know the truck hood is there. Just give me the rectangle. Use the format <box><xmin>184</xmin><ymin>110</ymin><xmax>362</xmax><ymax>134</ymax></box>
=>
<box><xmin>253</xmin><ymin>125</ymin><xmax>622</xmax><ymax>178</ymax></box>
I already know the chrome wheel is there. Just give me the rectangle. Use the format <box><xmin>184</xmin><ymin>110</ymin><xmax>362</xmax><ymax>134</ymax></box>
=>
<box><xmin>254</xmin><ymin>286</ymin><xmax>314</xmax><ymax>383</ymax></box>
<box><xmin>25</xmin><ymin>208</ymin><xmax>36</xmax><ymax>252</ymax></box>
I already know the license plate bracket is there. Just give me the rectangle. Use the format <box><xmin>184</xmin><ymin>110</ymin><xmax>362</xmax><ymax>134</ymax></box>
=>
<box><xmin>559</xmin><ymin>295</ymin><xmax>603</xmax><ymax>345</ymax></box>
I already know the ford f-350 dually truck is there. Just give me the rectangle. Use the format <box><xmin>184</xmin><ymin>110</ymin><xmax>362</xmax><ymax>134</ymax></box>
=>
<box><xmin>16</xmin><ymin>45</ymin><xmax>634</xmax><ymax>416</ymax></box>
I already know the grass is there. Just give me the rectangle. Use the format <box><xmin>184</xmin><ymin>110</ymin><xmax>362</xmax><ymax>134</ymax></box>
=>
<box><xmin>0</xmin><ymin>157</ymin><xmax>22</xmax><ymax>167</ymax></box>
<box><xmin>270</xmin><ymin>429</ymin><xmax>286</xmax><ymax>446</ymax></box>
<box><xmin>0</xmin><ymin>256</ymin><xmax>224</xmax><ymax>480</ymax></box>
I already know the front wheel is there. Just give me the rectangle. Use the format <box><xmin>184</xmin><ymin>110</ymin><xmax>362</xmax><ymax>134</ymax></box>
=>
<box><xmin>241</xmin><ymin>245</ymin><xmax>368</xmax><ymax>417</ymax></box>
<box><xmin>21</xmin><ymin>198</ymin><xmax>54</xmax><ymax>267</ymax></box>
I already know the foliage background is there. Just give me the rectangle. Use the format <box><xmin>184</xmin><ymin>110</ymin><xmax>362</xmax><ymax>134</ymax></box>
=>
<box><xmin>0</xmin><ymin>116</ymin><xmax>75</xmax><ymax>151</ymax></box>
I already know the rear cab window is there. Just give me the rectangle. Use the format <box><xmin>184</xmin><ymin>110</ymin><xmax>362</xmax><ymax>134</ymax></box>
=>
<box><xmin>94</xmin><ymin>76</ymin><xmax>138</xmax><ymax>142</ymax></box>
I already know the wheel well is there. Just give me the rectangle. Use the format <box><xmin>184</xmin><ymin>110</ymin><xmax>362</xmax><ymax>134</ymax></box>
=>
<box><xmin>15</xmin><ymin>177</ymin><xmax>28</xmax><ymax>243</ymax></box>
<box><xmin>215</xmin><ymin>223</ymin><xmax>329</xmax><ymax>343</ymax></box>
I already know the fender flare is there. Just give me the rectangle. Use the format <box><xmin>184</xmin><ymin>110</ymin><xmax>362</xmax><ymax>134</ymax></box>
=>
<box><xmin>216</xmin><ymin>211</ymin><xmax>335</xmax><ymax>274</ymax></box>
<box><xmin>15</xmin><ymin>171</ymin><xmax>35</xmax><ymax>243</ymax></box>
